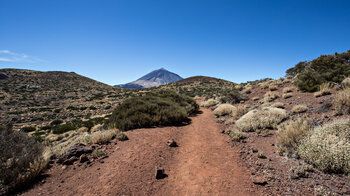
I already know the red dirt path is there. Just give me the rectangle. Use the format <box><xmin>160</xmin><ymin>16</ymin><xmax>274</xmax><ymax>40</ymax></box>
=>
<box><xmin>20</xmin><ymin>108</ymin><xmax>262</xmax><ymax>195</ymax></box>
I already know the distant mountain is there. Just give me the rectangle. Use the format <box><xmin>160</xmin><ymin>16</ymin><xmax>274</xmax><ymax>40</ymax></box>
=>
<box><xmin>115</xmin><ymin>68</ymin><xmax>183</xmax><ymax>89</ymax></box>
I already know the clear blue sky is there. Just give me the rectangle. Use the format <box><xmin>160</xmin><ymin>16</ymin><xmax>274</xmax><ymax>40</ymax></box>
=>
<box><xmin>1</xmin><ymin>0</ymin><xmax>350</xmax><ymax>85</ymax></box>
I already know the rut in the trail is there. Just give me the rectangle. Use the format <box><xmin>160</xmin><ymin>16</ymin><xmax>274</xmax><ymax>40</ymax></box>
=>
<box><xmin>20</xmin><ymin>108</ymin><xmax>261</xmax><ymax>196</ymax></box>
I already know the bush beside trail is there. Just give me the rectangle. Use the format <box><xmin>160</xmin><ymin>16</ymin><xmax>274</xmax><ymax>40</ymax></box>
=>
<box><xmin>108</xmin><ymin>91</ymin><xmax>199</xmax><ymax>131</ymax></box>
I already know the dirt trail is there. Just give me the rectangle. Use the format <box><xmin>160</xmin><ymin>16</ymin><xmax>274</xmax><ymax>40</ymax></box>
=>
<box><xmin>20</xmin><ymin>108</ymin><xmax>261</xmax><ymax>196</ymax></box>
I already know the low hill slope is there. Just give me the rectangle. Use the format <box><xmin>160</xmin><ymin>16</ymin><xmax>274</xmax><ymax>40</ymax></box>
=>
<box><xmin>0</xmin><ymin>69</ymin><xmax>129</xmax><ymax>131</ymax></box>
<box><xmin>156</xmin><ymin>75</ymin><xmax>237</xmax><ymax>98</ymax></box>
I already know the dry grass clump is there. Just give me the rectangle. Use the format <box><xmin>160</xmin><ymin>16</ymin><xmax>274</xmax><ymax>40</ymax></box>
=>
<box><xmin>235</xmin><ymin>107</ymin><xmax>288</xmax><ymax>132</ymax></box>
<box><xmin>314</xmin><ymin>83</ymin><xmax>332</xmax><ymax>97</ymax></box>
<box><xmin>90</xmin><ymin>124</ymin><xmax>103</xmax><ymax>132</ymax></box>
<box><xmin>200</xmin><ymin>98</ymin><xmax>219</xmax><ymax>107</ymax></box>
<box><xmin>264</xmin><ymin>92</ymin><xmax>279</xmax><ymax>102</ymax></box>
<box><xmin>272</xmin><ymin>102</ymin><xmax>284</xmax><ymax>109</ymax></box>
<box><xmin>231</xmin><ymin>104</ymin><xmax>251</xmax><ymax>120</ymax></box>
<box><xmin>90</xmin><ymin>129</ymin><xmax>117</xmax><ymax>144</ymax></box>
<box><xmin>213</xmin><ymin>104</ymin><xmax>235</xmax><ymax>116</ymax></box>
<box><xmin>292</xmin><ymin>105</ymin><xmax>308</xmax><ymax>114</ymax></box>
<box><xmin>252</xmin><ymin>97</ymin><xmax>259</xmax><ymax>101</ymax></box>
<box><xmin>229</xmin><ymin>131</ymin><xmax>247</xmax><ymax>142</ymax></box>
<box><xmin>277</xmin><ymin>118</ymin><xmax>313</xmax><ymax>156</ymax></box>
<box><xmin>269</xmin><ymin>85</ymin><xmax>278</xmax><ymax>91</ymax></box>
<box><xmin>297</xmin><ymin>119</ymin><xmax>350</xmax><ymax>173</ymax></box>
<box><xmin>283</xmin><ymin>87</ymin><xmax>293</xmax><ymax>93</ymax></box>
<box><xmin>341</xmin><ymin>77</ymin><xmax>350</xmax><ymax>89</ymax></box>
<box><xmin>282</xmin><ymin>93</ymin><xmax>293</xmax><ymax>99</ymax></box>
<box><xmin>116</xmin><ymin>132</ymin><xmax>128</xmax><ymax>141</ymax></box>
<box><xmin>235</xmin><ymin>84</ymin><xmax>243</xmax><ymax>91</ymax></box>
<box><xmin>243</xmin><ymin>86</ymin><xmax>252</xmax><ymax>94</ymax></box>
<box><xmin>0</xmin><ymin>126</ymin><xmax>49</xmax><ymax>195</ymax></box>
<box><xmin>334</xmin><ymin>88</ymin><xmax>350</xmax><ymax>115</ymax></box>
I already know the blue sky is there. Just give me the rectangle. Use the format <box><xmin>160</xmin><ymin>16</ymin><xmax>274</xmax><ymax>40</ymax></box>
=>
<box><xmin>1</xmin><ymin>0</ymin><xmax>350</xmax><ymax>85</ymax></box>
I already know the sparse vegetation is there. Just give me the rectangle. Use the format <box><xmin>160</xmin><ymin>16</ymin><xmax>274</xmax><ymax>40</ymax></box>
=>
<box><xmin>297</xmin><ymin>119</ymin><xmax>350</xmax><ymax>173</ymax></box>
<box><xmin>0</xmin><ymin>126</ymin><xmax>48</xmax><ymax>195</ymax></box>
<box><xmin>236</xmin><ymin>107</ymin><xmax>288</xmax><ymax>132</ymax></box>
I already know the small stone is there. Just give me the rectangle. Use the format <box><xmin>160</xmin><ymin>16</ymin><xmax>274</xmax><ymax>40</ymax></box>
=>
<box><xmin>155</xmin><ymin>167</ymin><xmax>166</xmax><ymax>179</ymax></box>
<box><xmin>252</xmin><ymin>177</ymin><xmax>267</xmax><ymax>186</ymax></box>
<box><xmin>167</xmin><ymin>139</ymin><xmax>178</xmax><ymax>147</ymax></box>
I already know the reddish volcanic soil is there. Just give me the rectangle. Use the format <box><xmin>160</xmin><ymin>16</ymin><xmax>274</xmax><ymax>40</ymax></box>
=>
<box><xmin>19</xmin><ymin>108</ymin><xmax>264</xmax><ymax>196</ymax></box>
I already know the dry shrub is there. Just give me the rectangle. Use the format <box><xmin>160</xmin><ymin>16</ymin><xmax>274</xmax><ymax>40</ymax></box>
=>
<box><xmin>314</xmin><ymin>83</ymin><xmax>332</xmax><ymax>97</ymax></box>
<box><xmin>90</xmin><ymin>124</ymin><xmax>103</xmax><ymax>132</ymax></box>
<box><xmin>0</xmin><ymin>126</ymin><xmax>48</xmax><ymax>195</ymax></box>
<box><xmin>213</xmin><ymin>104</ymin><xmax>235</xmax><ymax>116</ymax></box>
<box><xmin>236</xmin><ymin>107</ymin><xmax>288</xmax><ymax>132</ymax></box>
<box><xmin>282</xmin><ymin>93</ymin><xmax>293</xmax><ymax>99</ymax></box>
<box><xmin>235</xmin><ymin>84</ymin><xmax>243</xmax><ymax>91</ymax></box>
<box><xmin>252</xmin><ymin>97</ymin><xmax>259</xmax><ymax>101</ymax></box>
<box><xmin>231</xmin><ymin>104</ymin><xmax>250</xmax><ymax>120</ymax></box>
<box><xmin>272</xmin><ymin>102</ymin><xmax>284</xmax><ymax>109</ymax></box>
<box><xmin>283</xmin><ymin>87</ymin><xmax>293</xmax><ymax>93</ymax></box>
<box><xmin>292</xmin><ymin>105</ymin><xmax>308</xmax><ymax>114</ymax></box>
<box><xmin>49</xmin><ymin>132</ymin><xmax>91</xmax><ymax>157</ymax></box>
<box><xmin>229</xmin><ymin>131</ymin><xmax>247</xmax><ymax>142</ymax></box>
<box><xmin>334</xmin><ymin>88</ymin><xmax>350</xmax><ymax>115</ymax></box>
<box><xmin>200</xmin><ymin>98</ymin><xmax>218</xmax><ymax>107</ymax></box>
<box><xmin>90</xmin><ymin>129</ymin><xmax>117</xmax><ymax>144</ymax></box>
<box><xmin>269</xmin><ymin>85</ymin><xmax>278</xmax><ymax>91</ymax></box>
<box><xmin>277</xmin><ymin>118</ymin><xmax>313</xmax><ymax>156</ymax></box>
<box><xmin>341</xmin><ymin>77</ymin><xmax>350</xmax><ymax>89</ymax></box>
<box><xmin>243</xmin><ymin>86</ymin><xmax>252</xmax><ymax>94</ymax></box>
<box><xmin>264</xmin><ymin>92</ymin><xmax>279</xmax><ymax>102</ymax></box>
<box><xmin>297</xmin><ymin>119</ymin><xmax>350</xmax><ymax>173</ymax></box>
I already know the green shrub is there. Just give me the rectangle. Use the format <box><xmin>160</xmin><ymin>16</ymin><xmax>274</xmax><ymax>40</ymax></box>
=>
<box><xmin>52</xmin><ymin>124</ymin><xmax>76</xmax><ymax>134</ymax></box>
<box><xmin>0</xmin><ymin>126</ymin><xmax>47</xmax><ymax>195</ymax></box>
<box><xmin>297</xmin><ymin>119</ymin><xmax>350</xmax><ymax>173</ymax></box>
<box><xmin>294</xmin><ymin>71</ymin><xmax>324</xmax><ymax>92</ymax></box>
<box><xmin>220</xmin><ymin>89</ymin><xmax>247</xmax><ymax>104</ymax></box>
<box><xmin>50</xmin><ymin>119</ymin><xmax>63</xmax><ymax>126</ymax></box>
<box><xmin>20</xmin><ymin>126</ymin><xmax>36</xmax><ymax>133</ymax></box>
<box><xmin>108</xmin><ymin>91</ymin><xmax>197</xmax><ymax>131</ymax></box>
<box><xmin>236</xmin><ymin>107</ymin><xmax>288</xmax><ymax>132</ymax></box>
<box><xmin>287</xmin><ymin>50</ymin><xmax>350</xmax><ymax>92</ymax></box>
